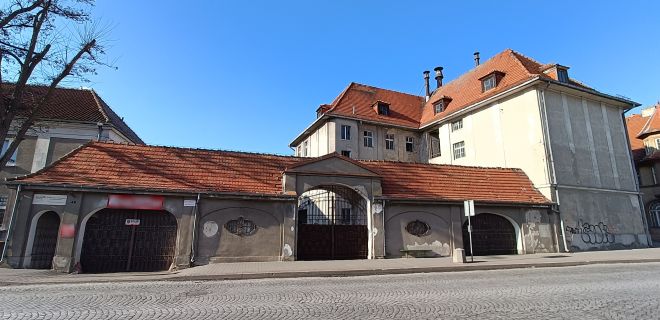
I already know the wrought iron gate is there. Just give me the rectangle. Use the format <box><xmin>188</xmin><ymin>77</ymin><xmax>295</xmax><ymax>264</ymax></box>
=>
<box><xmin>80</xmin><ymin>209</ymin><xmax>177</xmax><ymax>273</ymax></box>
<box><xmin>30</xmin><ymin>211</ymin><xmax>60</xmax><ymax>269</ymax></box>
<box><xmin>463</xmin><ymin>213</ymin><xmax>517</xmax><ymax>256</ymax></box>
<box><xmin>297</xmin><ymin>186</ymin><xmax>368</xmax><ymax>260</ymax></box>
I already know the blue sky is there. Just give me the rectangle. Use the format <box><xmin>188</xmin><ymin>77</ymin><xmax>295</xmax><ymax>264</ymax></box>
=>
<box><xmin>79</xmin><ymin>1</ymin><xmax>660</xmax><ymax>154</ymax></box>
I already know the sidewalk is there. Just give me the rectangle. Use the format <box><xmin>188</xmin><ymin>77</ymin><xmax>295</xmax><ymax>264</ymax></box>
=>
<box><xmin>2</xmin><ymin>248</ymin><xmax>660</xmax><ymax>286</ymax></box>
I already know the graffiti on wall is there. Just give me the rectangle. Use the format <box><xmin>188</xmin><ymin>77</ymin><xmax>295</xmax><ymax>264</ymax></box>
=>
<box><xmin>565</xmin><ymin>220</ymin><xmax>615</xmax><ymax>245</ymax></box>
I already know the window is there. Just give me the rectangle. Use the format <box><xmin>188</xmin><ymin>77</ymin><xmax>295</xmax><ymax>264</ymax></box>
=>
<box><xmin>341</xmin><ymin>125</ymin><xmax>351</xmax><ymax>140</ymax></box>
<box><xmin>341</xmin><ymin>150</ymin><xmax>351</xmax><ymax>158</ymax></box>
<box><xmin>655</xmin><ymin>138</ymin><xmax>660</xmax><ymax>150</ymax></box>
<box><xmin>433</xmin><ymin>101</ymin><xmax>444</xmax><ymax>114</ymax></box>
<box><xmin>451</xmin><ymin>119</ymin><xmax>463</xmax><ymax>132</ymax></box>
<box><xmin>1</xmin><ymin>140</ymin><xmax>17</xmax><ymax>166</ymax></box>
<box><xmin>649</xmin><ymin>201</ymin><xmax>660</xmax><ymax>227</ymax></box>
<box><xmin>303</xmin><ymin>140</ymin><xmax>309</xmax><ymax>157</ymax></box>
<box><xmin>363</xmin><ymin>131</ymin><xmax>373</xmax><ymax>147</ymax></box>
<box><xmin>453</xmin><ymin>141</ymin><xmax>465</xmax><ymax>159</ymax></box>
<box><xmin>385</xmin><ymin>134</ymin><xmax>395</xmax><ymax>150</ymax></box>
<box><xmin>429</xmin><ymin>136</ymin><xmax>441</xmax><ymax>158</ymax></box>
<box><xmin>405</xmin><ymin>137</ymin><xmax>414</xmax><ymax>152</ymax></box>
<box><xmin>341</xmin><ymin>208</ymin><xmax>352</xmax><ymax>225</ymax></box>
<box><xmin>297</xmin><ymin>145</ymin><xmax>302</xmax><ymax>156</ymax></box>
<box><xmin>482</xmin><ymin>75</ymin><xmax>497</xmax><ymax>91</ymax></box>
<box><xmin>557</xmin><ymin>69</ymin><xmax>569</xmax><ymax>83</ymax></box>
<box><xmin>377</xmin><ymin>102</ymin><xmax>390</xmax><ymax>116</ymax></box>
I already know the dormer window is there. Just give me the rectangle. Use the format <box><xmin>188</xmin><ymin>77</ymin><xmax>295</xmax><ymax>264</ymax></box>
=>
<box><xmin>557</xmin><ymin>68</ymin><xmax>569</xmax><ymax>83</ymax></box>
<box><xmin>433</xmin><ymin>101</ymin><xmax>444</xmax><ymax>114</ymax></box>
<box><xmin>376</xmin><ymin>101</ymin><xmax>390</xmax><ymax>116</ymax></box>
<box><xmin>482</xmin><ymin>75</ymin><xmax>496</xmax><ymax>91</ymax></box>
<box><xmin>479</xmin><ymin>71</ymin><xmax>505</xmax><ymax>92</ymax></box>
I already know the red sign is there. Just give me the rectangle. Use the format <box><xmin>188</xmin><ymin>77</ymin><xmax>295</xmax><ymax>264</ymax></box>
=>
<box><xmin>59</xmin><ymin>224</ymin><xmax>76</xmax><ymax>238</ymax></box>
<box><xmin>107</xmin><ymin>194</ymin><xmax>164</xmax><ymax>210</ymax></box>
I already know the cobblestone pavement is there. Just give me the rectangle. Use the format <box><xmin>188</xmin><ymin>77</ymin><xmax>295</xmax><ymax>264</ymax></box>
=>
<box><xmin>1</xmin><ymin>263</ymin><xmax>660</xmax><ymax>319</ymax></box>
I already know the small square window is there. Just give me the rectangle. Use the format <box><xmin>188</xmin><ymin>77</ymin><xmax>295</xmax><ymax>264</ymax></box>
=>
<box><xmin>453</xmin><ymin>141</ymin><xmax>465</xmax><ymax>159</ymax></box>
<box><xmin>341</xmin><ymin>150</ymin><xmax>351</xmax><ymax>158</ymax></box>
<box><xmin>341</xmin><ymin>125</ymin><xmax>351</xmax><ymax>140</ymax></box>
<box><xmin>433</xmin><ymin>101</ymin><xmax>444</xmax><ymax>114</ymax></box>
<box><xmin>377</xmin><ymin>102</ymin><xmax>390</xmax><ymax>116</ymax></box>
<box><xmin>557</xmin><ymin>69</ymin><xmax>569</xmax><ymax>83</ymax></box>
<box><xmin>405</xmin><ymin>137</ymin><xmax>414</xmax><ymax>152</ymax></box>
<box><xmin>451</xmin><ymin>119</ymin><xmax>463</xmax><ymax>132</ymax></box>
<box><xmin>385</xmin><ymin>134</ymin><xmax>395</xmax><ymax>150</ymax></box>
<box><xmin>482</xmin><ymin>75</ymin><xmax>496</xmax><ymax>91</ymax></box>
<box><xmin>363</xmin><ymin>131</ymin><xmax>373</xmax><ymax>148</ymax></box>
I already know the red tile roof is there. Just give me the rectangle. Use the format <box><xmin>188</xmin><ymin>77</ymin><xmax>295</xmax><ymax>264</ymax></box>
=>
<box><xmin>365</xmin><ymin>161</ymin><xmax>549</xmax><ymax>204</ymax></box>
<box><xmin>9</xmin><ymin>142</ymin><xmax>550</xmax><ymax>205</ymax></box>
<box><xmin>312</xmin><ymin>49</ymin><xmax>608</xmax><ymax>132</ymax></box>
<box><xmin>4</xmin><ymin>84</ymin><xmax>143</xmax><ymax>144</ymax></box>
<box><xmin>322</xmin><ymin>82</ymin><xmax>425</xmax><ymax>128</ymax></box>
<box><xmin>626</xmin><ymin>112</ymin><xmax>648</xmax><ymax>161</ymax></box>
<box><xmin>636</xmin><ymin>104</ymin><xmax>660</xmax><ymax>139</ymax></box>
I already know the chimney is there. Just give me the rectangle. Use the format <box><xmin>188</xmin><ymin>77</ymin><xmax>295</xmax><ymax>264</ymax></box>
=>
<box><xmin>474</xmin><ymin>51</ymin><xmax>480</xmax><ymax>66</ymax></box>
<box><xmin>423</xmin><ymin>70</ymin><xmax>431</xmax><ymax>99</ymax></box>
<box><xmin>434</xmin><ymin>67</ymin><xmax>444</xmax><ymax>88</ymax></box>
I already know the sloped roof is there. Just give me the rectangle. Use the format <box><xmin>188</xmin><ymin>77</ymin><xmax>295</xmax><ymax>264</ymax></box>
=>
<box><xmin>309</xmin><ymin>49</ymin><xmax>625</xmax><ymax>134</ymax></box>
<box><xmin>366</xmin><ymin>161</ymin><xmax>549</xmax><ymax>204</ymax></box>
<box><xmin>322</xmin><ymin>82</ymin><xmax>425</xmax><ymax>128</ymax></box>
<box><xmin>4</xmin><ymin>84</ymin><xmax>143</xmax><ymax>144</ymax></box>
<box><xmin>637</xmin><ymin>104</ymin><xmax>660</xmax><ymax>139</ymax></box>
<box><xmin>9</xmin><ymin>142</ymin><xmax>550</xmax><ymax>205</ymax></box>
<box><xmin>625</xmin><ymin>113</ymin><xmax>648</xmax><ymax>161</ymax></box>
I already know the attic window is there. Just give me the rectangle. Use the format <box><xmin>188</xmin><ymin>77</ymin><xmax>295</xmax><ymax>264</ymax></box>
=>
<box><xmin>433</xmin><ymin>101</ymin><xmax>444</xmax><ymax>114</ymax></box>
<box><xmin>479</xmin><ymin>71</ymin><xmax>505</xmax><ymax>92</ymax></box>
<box><xmin>376</xmin><ymin>102</ymin><xmax>390</xmax><ymax>116</ymax></box>
<box><xmin>557</xmin><ymin>68</ymin><xmax>569</xmax><ymax>83</ymax></box>
<box><xmin>482</xmin><ymin>75</ymin><xmax>497</xmax><ymax>91</ymax></box>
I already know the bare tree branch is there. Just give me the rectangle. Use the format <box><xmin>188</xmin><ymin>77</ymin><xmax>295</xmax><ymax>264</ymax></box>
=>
<box><xmin>0</xmin><ymin>0</ymin><xmax>44</xmax><ymax>29</ymax></box>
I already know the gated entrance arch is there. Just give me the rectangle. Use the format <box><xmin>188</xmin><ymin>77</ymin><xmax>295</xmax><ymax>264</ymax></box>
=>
<box><xmin>29</xmin><ymin>211</ymin><xmax>60</xmax><ymax>269</ymax></box>
<box><xmin>463</xmin><ymin>213</ymin><xmax>518</xmax><ymax>256</ymax></box>
<box><xmin>297</xmin><ymin>185</ymin><xmax>368</xmax><ymax>260</ymax></box>
<box><xmin>80</xmin><ymin>208</ymin><xmax>177</xmax><ymax>273</ymax></box>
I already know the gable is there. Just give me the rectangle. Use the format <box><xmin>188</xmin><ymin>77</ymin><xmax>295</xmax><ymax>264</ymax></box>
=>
<box><xmin>286</xmin><ymin>154</ymin><xmax>381</xmax><ymax>178</ymax></box>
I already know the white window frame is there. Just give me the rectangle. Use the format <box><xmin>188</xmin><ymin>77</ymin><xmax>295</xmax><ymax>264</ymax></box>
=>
<box><xmin>363</xmin><ymin>131</ymin><xmax>373</xmax><ymax>148</ymax></box>
<box><xmin>453</xmin><ymin>141</ymin><xmax>465</xmax><ymax>159</ymax></box>
<box><xmin>433</xmin><ymin>101</ymin><xmax>444</xmax><ymax>114</ymax></box>
<box><xmin>2</xmin><ymin>139</ymin><xmax>17</xmax><ymax>166</ymax></box>
<box><xmin>341</xmin><ymin>125</ymin><xmax>351</xmax><ymax>140</ymax></box>
<box><xmin>297</xmin><ymin>145</ymin><xmax>302</xmax><ymax>156</ymax></box>
<box><xmin>482</xmin><ymin>75</ymin><xmax>496</xmax><ymax>91</ymax></box>
<box><xmin>303</xmin><ymin>140</ymin><xmax>309</xmax><ymax>157</ymax></box>
<box><xmin>385</xmin><ymin>134</ymin><xmax>395</xmax><ymax>150</ymax></box>
<box><xmin>451</xmin><ymin>119</ymin><xmax>463</xmax><ymax>132</ymax></box>
<box><xmin>405</xmin><ymin>136</ymin><xmax>414</xmax><ymax>152</ymax></box>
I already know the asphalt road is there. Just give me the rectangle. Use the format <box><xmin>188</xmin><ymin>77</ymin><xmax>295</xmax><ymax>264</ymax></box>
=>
<box><xmin>1</xmin><ymin>263</ymin><xmax>660</xmax><ymax>319</ymax></box>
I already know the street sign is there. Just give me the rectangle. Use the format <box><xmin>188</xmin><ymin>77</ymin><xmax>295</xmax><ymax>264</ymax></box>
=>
<box><xmin>125</xmin><ymin>219</ymin><xmax>141</xmax><ymax>226</ymax></box>
<box><xmin>463</xmin><ymin>200</ymin><xmax>475</xmax><ymax>217</ymax></box>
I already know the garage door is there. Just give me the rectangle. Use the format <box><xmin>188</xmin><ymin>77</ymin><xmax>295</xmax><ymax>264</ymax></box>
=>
<box><xmin>80</xmin><ymin>209</ymin><xmax>177</xmax><ymax>273</ymax></box>
<box><xmin>463</xmin><ymin>213</ymin><xmax>517</xmax><ymax>256</ymax></box>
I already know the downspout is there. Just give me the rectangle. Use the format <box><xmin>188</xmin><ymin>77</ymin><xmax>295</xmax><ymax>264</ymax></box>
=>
<box><xmin>189</xmin><ymin>193</ymin><xmax>201</xmax><ymax>264</ymax></box>
<box><xmin>1</xmin><ymin>185</ymin><xmax>21</xmax><ymax>263</ymax></box>
<box><xmin>382</xmin><ymin>200</ymin><xmax>386</xmax><ymax>258</ymax></box>
<box><xmin>538</xmin><ymin>85</ymin><xmax>569</xmax><ymax>252</ymax></box>
<box><xmin>620</xmin><ymin>111</ymin><xmax>653</xmax><ymax>247</ymax></box>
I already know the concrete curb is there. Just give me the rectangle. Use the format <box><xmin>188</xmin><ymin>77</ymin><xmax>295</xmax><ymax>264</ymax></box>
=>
<box><xmin>2</xmin><ymin>258</ymin><xmax>660</xmax><ymax>287</ymax></box>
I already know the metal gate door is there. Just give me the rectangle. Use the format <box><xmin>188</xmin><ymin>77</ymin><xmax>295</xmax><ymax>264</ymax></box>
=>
<box><xmin>81</xmin><ymin>209</ymin><xmax>177</xmax><ymax>273</ymax></box>
<box><xmin>297</xmin><ymin>186</ymin><xmax>368</xmax><ymax>260</ymax></box>
<box><xmin>463</xmin><ymin>213</ymin><xmax>517</xmax><ymax>256</ymax></box>
<box><xmin>30</xmin><ymin>211</ymin><xmax>60</xmax><ymax>269</ymax></box>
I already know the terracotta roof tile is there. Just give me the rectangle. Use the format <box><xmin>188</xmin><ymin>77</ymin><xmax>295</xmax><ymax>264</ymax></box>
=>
<box><xmin>626</xmin><ymin>113</ymin><xmax>648</xmax><ymax>161</ymax></box>
<box><xmin>3</xmin><ymin>84</ymin><xmax>143</xmax><ymax>144</ymax></box>
<box><xmin>637</xmin><ymin>104</ymin><xmax>660</xmax><ymax>139</ymax></box>
<box><xmin>10</xmin><ymin>142</ymin><xmax>550</xmax><ymax>205</ymax></box>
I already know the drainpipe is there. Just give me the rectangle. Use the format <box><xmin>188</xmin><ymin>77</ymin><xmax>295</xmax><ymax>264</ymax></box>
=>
<box><xmin>189</xmin><ymin>193</ymin><xmax>201</xmax><ymax>264</ymax></box>
<box><xmin>381</xmin><ymin>200</ymin><xmax>386</xmax><ymax>258</ymax></box>
<box><xmin>1</xmin><ymin>185</ymin><xmax>21</xmax><ymax>263</ymax></box>
<box><xmin>538</xmin><ymin>85</ymin><xmax>569</xmax><ymax>252</ymax></box>
<box><xmin>620</xmin><ymin>111</ymin><xmax>653</xmax><ymax>247</ymax></box>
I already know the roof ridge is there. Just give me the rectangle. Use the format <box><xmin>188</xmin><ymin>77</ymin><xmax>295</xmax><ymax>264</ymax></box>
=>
<box><xmin>88</xmin><ymin>89</ymin><xmax>110</xmax><ymax>122</ymax></box>
<box><xmin>350</xmin><ymin>82</ymin><xmax>424</xmax><ymax>99</ymax></box>
<box><xmin>508</xmin><ymin>50</ymin><xmax>542</xmax><ymax>76</ymax></box>
<box><xmin>91</xmin><ymin>141</ymin><xmax>303</xmax><ymax>159</ymax></box>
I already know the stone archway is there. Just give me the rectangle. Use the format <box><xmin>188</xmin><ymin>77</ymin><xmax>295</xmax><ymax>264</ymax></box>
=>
<box><xmin>463</xmin><ymin>213</ymin><xmax>518</xmax><ymax>256</ymax></box>
<box><xmin>297</xmin><ymin>185</ymin><xmax>368</xmax><ymax>260</ymax></box>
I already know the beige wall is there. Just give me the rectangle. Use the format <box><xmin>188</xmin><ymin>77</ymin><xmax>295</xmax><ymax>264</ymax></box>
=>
<box><xmin>428</xmin><ymin>88</ymin><xmax>551</xmax><ymax>199</ymax></box>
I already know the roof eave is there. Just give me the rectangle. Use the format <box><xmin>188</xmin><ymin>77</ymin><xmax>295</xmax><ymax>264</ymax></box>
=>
<box><xmin>289</xmin><ymin>114</ymin><xmax>329</xmax><ymax>147</ymax></box>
